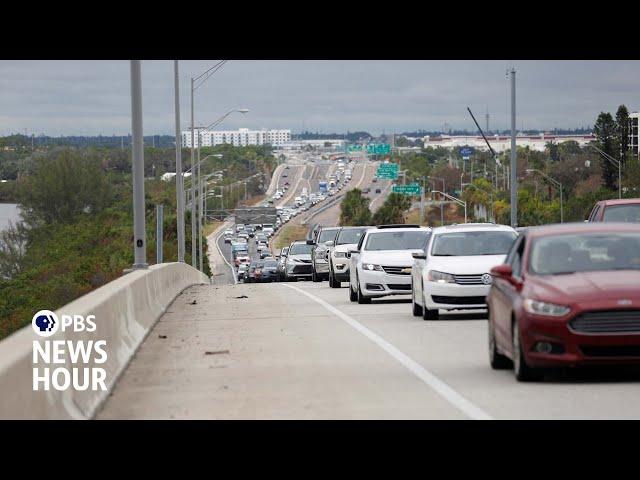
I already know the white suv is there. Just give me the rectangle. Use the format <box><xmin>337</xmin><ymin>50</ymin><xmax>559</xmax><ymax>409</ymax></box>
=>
<box><xmin>411</xmin><ymin>223</ymin><xmax>517</xmax><ymax>320</ymax></box>
<box><xmin>327</xmin><ymin>226</ymin><xmax>373</xmax><ymax>288</ymax></box>
<box><xmin>348</xmin><ymin>225</ymin><xmax>432</xmax><ymax>304</ymax></box>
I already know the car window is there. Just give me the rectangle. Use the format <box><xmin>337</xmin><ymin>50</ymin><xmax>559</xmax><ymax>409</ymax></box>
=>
<box><xmin>336</xmin><ymin>227</ymin><xmax>368</xmax><ymax>245</ymax></box>
<box><xmin>511</xmin><ymin>239</ymin><xmax>525</xmax><ymax>278</ymax></box>
<box><xmin>588</xmin><ymin>204</ymin><xmax>600</xmax><ymax>221</ymax></box>
<box><xmin>364</xmin><ymin>231</ymin><xmax>429</xmax><ymax>251</ymax></box>
<box><xmin>289</xmin><ymin>243</ymin><xmax>313</xmax><ymax>255</ymax></box>
<box><xmin>431</xmin><ymin>231</ymin><xmax>516</xmax><ymax>256</ymax></box>
<box><xmin>529</xmin><ymin>232</ymin><xmax>640</xmax><ymax>275</ymax></box>
<box><xmin>318</xmin><ymin>228</ymin><xmax>339</xmax><ymax>243</ymax></box>
<box><xmin>602</xmin><ymin>204</ymin><xmax>640</xmax><ymax>223</ymax></box>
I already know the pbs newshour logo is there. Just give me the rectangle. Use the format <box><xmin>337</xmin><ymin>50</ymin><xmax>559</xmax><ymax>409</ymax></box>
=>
<box><xmin>31</xmin><ymin>309</ymin><xmax>107</xmax><ymax>392</ymax></box>
<box><xmin>32</xmin><ymin>310</ymin><xmax>59</xmax><ymax>337</ymax></box>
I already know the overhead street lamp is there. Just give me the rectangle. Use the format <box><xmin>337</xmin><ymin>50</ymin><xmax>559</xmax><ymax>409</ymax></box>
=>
<box><xmin>462</xmin><ymin>182</ymin><xmax>494</xmax><ymax>222</ymax></box>
<box><xmin>432</xmin><ymin>190</ymin><xmax>467</xmax><ymax>224</ymax></box>
<box><xmin>427</xmin><ymin>175</ymin><xmax>446</xmax><ymax>225</ymax></box>
<box><xmin>189</xmin><ymin>60</ymin><xmax>228</xmax><ymax>268</ymax></box>
<box><xmin>194</xmin><ymin>109</ymin><xmax>249</xmax><ymax>273</ymax></box>
<box><xmin>525</xmin><ymin>169</ymin><xmax>563</xmax><ymax>223</ymax></box>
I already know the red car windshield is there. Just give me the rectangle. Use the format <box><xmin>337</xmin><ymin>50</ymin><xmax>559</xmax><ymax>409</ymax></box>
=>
<box><xmin>602</xmin><ymin>204</ymin><xmax>640</xmax><ymax>222</ymax></box>
<box><xmin>529</xmin><ymin>232</ymin><xmax>640</xmax><ymax>275</ymax></box>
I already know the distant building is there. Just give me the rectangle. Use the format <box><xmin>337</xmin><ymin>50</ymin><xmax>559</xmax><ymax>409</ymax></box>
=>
<box><xmin>630</xmin><ymin>112</ymin><xmax>639</xmax><ymax>159</ymax></box>
<box><xmin>181</xmin><ymin>128</ymin><xmax>291</xmax><ymax>148</ymax></box>
<box><xmin>422</xmin><ymin>133</ymin><xmax>596</xmax><ymax>153</ymax></box>
<box><xmin>275</xmin><ymin>139</ymin><xmax>346</xmax><ymax>151</ymax></box>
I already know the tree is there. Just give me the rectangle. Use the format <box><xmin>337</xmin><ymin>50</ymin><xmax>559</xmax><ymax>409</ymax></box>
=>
<box><xmin>546</xmin><ymin>141</ymin><xmax>560</xmax><ymax>162</ymax></box>
<box><xmin>372</xmin><ymin>193</ymin><xmax>411</xmax><ymax>225</ymax></box>
<box><xmin>593</xmin><ymin>112</ymin><xmax>617</xmax><ymax>190</ymax></box>
<box><xmin>615</xmin><ymin>104</ymin><xmax>630</xmax><ymax>165</ymax></box>
<box><xmin>340</xmin><ymin>189</ymin><xmax>372</xmax><ymax>226</ymax></box>
<box><xmin>17</xmin><ymin>148</ymin><xmax>113</xmax><ymax>225</ymax></box>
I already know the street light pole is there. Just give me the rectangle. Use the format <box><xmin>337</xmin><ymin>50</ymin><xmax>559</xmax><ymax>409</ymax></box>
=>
<box><xmin>174</xmin><ymin>61</ymin><xmax>185</xmax><ymax>263</ymax></box>
<box><xmin>190</xmin><ymin>77</ymin><xmax>197</xmax><ymax>268</ymax></box>
<box><xmin>130</xmin><ymin>60</ymin><xmax>147</xmax><ymax>269</ymax></box>
<box><xmin>526</xmin><ymin>169</ymin><xmax>564</xmax><ymax>223</ymax></box>
<box><xmin>509</xmin><ymin>67</ymin><xmax>518</xmax><ymax>228</ymax></box>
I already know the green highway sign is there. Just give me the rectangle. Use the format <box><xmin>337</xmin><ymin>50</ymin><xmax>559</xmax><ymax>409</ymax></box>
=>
<box><xmin>347</xmin><ymin>143</ymin><xmax>391</xmax><ymax>155</ymax></box>
<box><xmin>392</xmin><ymin>183</ymin><xmax>421</xmax><ymax>195</ymax></box>
<box><xmin>377</xmin><ymin>172</ymin><xmax>398</xmax><ymax>179</ymax></box>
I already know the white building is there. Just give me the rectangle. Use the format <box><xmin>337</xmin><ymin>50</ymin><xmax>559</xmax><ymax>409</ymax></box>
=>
<box><xmin>181</xmin><ymin>128</ymin><xmax>291</xmax><ymax>148</ymax></box>
<box><xmin>276</xmin><ymin>139</ymin><xmax>346</xmax><ymax>151</ymax></box>
<box><xmin>423</xmin><ymin>133</ymin><xmax>596</xmax><ymax>153</ymax></box>
<box><xmin>630</xmin><ymin>112</ymin><xmax>639</xmax><ymax>159</ymax></box>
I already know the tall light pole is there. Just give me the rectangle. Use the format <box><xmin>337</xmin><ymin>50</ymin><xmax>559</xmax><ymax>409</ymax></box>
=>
<box><xmin>427</xmin><ymin>175</ymin><xmax>445</xmax><ymax>225</ymax></box>
<box><xmin>189</xmin><ymin>60</ymin><xmax>228</xmax><ymax>268</ymax></box>
<box><xmin>194</xmin><ymin>109</ymin><xmax>247</xmax><ymax>273</ymax></box>
<box><xmin>509</xmin><ymin>67</ymin><xmax>518</xmax><ymax>228</ymax></box>
<box><xmin>525</xmin><ymin>169</ymin><xmax>563</xmax><ymax>223</ymax></box>
<box><xmin>190</xmin><ymin>77</ymin><xmax>197</xmax><ymax>267</ymax></box>
<box><xmin>130</xmin><ymin>60</ymin><xmax>147</xmax><ymax>269</ymax></box>
<box><xmin>174</xmin><ymin>60</ymin><xmax>185</xmax><ymax>263</ymax></box>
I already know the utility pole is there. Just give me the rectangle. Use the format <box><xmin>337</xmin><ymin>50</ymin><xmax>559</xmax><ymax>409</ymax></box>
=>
<box><xmin>509</xmin><ymin>68</ymin><xmax>518</xmax><ymax>228</ymax></box>
<box><xmin>174</xmin><ymin>61</ymin><xmax>185</xmax><ymax>263</ymax></box>
<box><xmin>130</xmin><ymin>60</ymin><xmax>148</xmax><ymax>269</ymax></box>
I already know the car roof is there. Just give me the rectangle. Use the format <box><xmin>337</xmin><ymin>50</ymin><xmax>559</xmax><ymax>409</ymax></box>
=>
<box><xmin>432</xmin><ymin>223</ymin><xmax>516</xmax><ymax>234</ymax></box>
<box><xmin>526</xmin><ymin>221</ymin><xmax>640</xmax><ymax>238</ymax></box>
<box><xmin>339</xmin><ymin>225</ymin><xmax>374</xmax><ymax>231</ymax></box>
<box><xmin>367</xmin><ymin>226</ymin><xmax>432</xmax><ymax>233</ymax></box>
<box><xmin>598</xmin><ymin>198</ymin><xmax>640</xmax><ymax>206</ymax></box>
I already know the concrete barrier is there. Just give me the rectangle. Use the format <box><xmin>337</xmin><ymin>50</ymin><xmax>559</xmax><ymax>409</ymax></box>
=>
<box><xmin>0</xmin><ymin>262</ymin><xmax>208</xmax><ymax>419</ymax></box>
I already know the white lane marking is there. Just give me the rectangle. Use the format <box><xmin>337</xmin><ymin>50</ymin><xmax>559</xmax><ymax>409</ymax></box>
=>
<box><xmin>215</xmin><ymin>225</ymin><xmax>237</xmax><ymax>284</ymax></box>
<box><xmin>281</xmin><ymin>283</ymin><xmax>493</xmax><ymax>420</ymax></box>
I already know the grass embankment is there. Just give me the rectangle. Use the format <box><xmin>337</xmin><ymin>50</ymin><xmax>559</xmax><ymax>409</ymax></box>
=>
<box><xmin>202</xmin><ymin>221</ymin><xmax>223</xmax><ymax>238</ymax></box>
<box><xmin>272</xmin><ymin>224</ymin><xmax>308</xmax><ymax>250</ymax></box>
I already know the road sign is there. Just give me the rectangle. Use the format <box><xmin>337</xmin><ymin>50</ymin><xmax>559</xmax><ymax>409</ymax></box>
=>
<box><xmin>347</xmin><ymin>143</ymin><xmax>391</xmax><ymax>155</ymax></box>
<box><xmin>392</xmin><ymin>183</ymin><xmax>421</xmax><ymax>195</ymax></box>
<box><xmin>376</xmin><ymin>162</ymin><xmax>398</xmax><ymax>179</ymax></box>
<box><xmin>460</xmin><ymin>146</ymin><xmax>474</xmax><ymax>157</ymax></box>
<box><xmin>377</xmin><ymin>163</ymin><xmax>398</xmax><ymax>172</ymax></box>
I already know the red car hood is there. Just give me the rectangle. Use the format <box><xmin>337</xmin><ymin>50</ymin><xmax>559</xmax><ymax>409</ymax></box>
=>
<box><xmin>527</xmin><ymin>270</ymin><xmax>640</xmax><ymax>304</ymax></box>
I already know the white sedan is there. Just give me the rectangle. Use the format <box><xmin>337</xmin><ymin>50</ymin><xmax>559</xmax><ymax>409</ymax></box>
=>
<box><xmin>411</xmin><ymin>223</ymin><xmax>517</xmax><ymax>320</ymax></box>
<box><xmin>348</xmin><ymin>225</ymin><xmax>432</xmax><ymax>304</ymax></box>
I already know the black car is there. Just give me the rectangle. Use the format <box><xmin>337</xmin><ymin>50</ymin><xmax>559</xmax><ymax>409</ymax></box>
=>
<box><xmin>259</xmin><ymin>259</ymin><xmax>279</xmax><ymax>282</ymax></box>
<box><xmin>375</xmin><ymin>188</ymin><xmax>381</xmax><ymax>194</ymax></box>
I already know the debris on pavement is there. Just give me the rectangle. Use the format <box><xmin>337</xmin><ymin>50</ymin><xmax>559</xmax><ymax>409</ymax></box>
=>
<box><xmin>205</xmin><ymin>350</ymin><xmax>230</xmax><ymax>355</ymax></box>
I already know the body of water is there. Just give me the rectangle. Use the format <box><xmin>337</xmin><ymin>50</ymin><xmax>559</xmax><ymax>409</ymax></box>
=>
<box><xmin>0</xmin><ymin>203</ymin><xmax>21</xmax><ymax>232</ymax></box>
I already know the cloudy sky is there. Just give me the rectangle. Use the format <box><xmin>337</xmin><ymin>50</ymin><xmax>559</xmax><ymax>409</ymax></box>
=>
<box><xmin>0</xmin><ymin>60</ymin><xmax>638</xmax><ymax>137</ymax></box>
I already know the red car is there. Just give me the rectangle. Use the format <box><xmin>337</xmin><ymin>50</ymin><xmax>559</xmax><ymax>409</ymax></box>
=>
<box><xmin>587</xmin><ymin>198</ymin><xmax>640</xmax><ymax>222</ymax></box>
<box><xmin>487</xmin><ymin>222</ymin><xmax>640</xmax><ymax>381</ymax></box>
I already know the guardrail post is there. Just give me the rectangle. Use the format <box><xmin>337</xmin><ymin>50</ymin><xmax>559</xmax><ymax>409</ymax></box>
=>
<box><xmin>156</xmin><ymin>204</ymin><xmax>164</xmax><ymax>264</ymax></box>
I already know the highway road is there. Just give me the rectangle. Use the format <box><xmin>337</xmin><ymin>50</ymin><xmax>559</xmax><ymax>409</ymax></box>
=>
<box><xmin>97</xmin><ymin>280</ymin><xmax>640</xmax><ymax>419</ymax></box>
<box><xmin>95</xmin><ymin>153</ymin><xmax>640</xmax><ymax>420</ymax></box>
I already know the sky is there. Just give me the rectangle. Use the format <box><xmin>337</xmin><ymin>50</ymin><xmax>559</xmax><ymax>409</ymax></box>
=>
<box><xmin>0</xmin><ymin>60</ymin><xmax>638</xmax><ymax>137</ymax></box>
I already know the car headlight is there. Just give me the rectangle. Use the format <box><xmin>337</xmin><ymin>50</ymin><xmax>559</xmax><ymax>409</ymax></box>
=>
<box><xmin>428</xmin><ymin>270</ymin><xmax>456</xmax><ymax>283</ymax></box>
<box><xmin>523</xmin><ymin>299</ymin><xmax>571</xmax><ymax>317</ymax></box>
<box><xmin>334</xmin><ymin>251</ymin><xmax>346</xmax><ymax>258</ymax></box>
<box><xmin>362</xmin><ymin>263</ymin><xmax>383</xmax><ymax>271</ymax></box>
